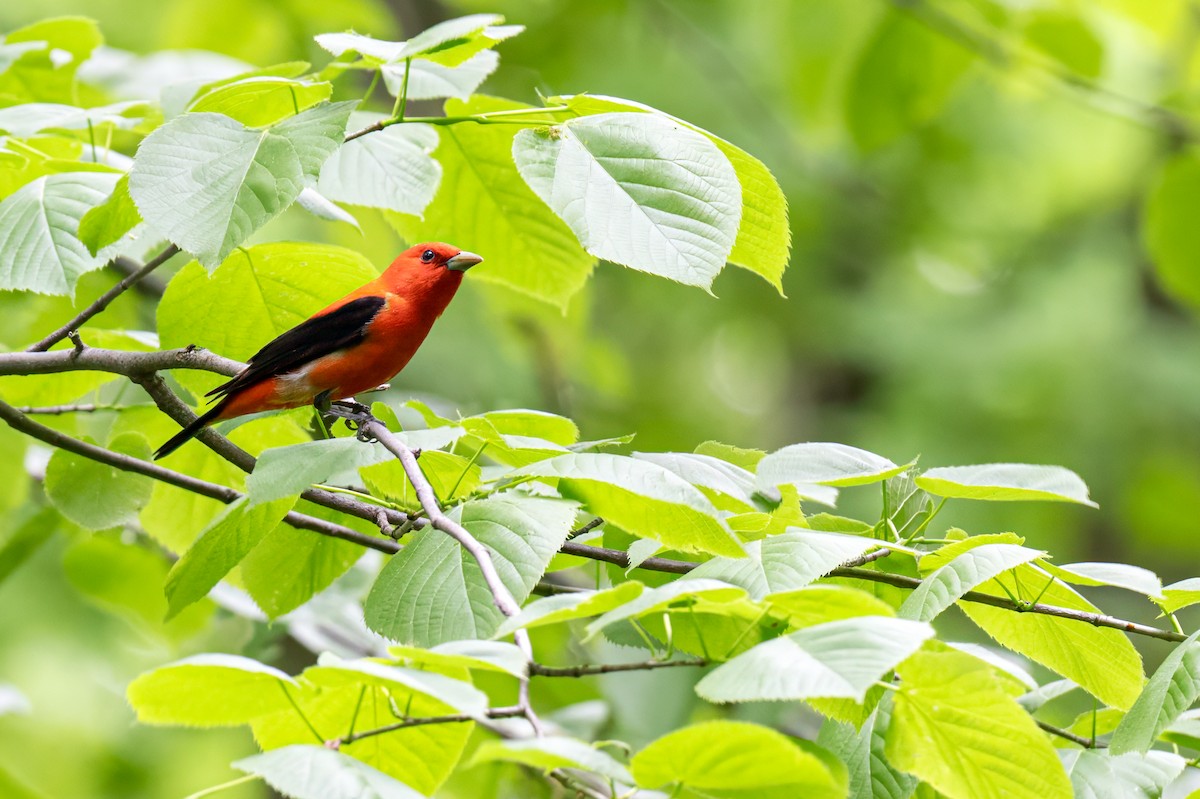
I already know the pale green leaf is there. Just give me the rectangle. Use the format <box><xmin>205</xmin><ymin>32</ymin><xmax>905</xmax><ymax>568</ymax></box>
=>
<box><xmin>318</xmin><ymin>112</ymin><xmax>440</xmax><ymax>214</ymax></box>
<box><xmin>916</xmin><ymin>463</ymin><xmax>1097</xmax><ymax>507</ymax></box>
<box><xmin>765</xmin><ymin>584</ymin><xmax>897</xmax><ymax>628</ymax></box>
<box><xmin>900</xmin><ymin>543</ymin><xmax>1044</xmax><ymax>622</ymax></box>
<box><xmin>696</xmin><ymin>617</ymin><xmax>933</xmax><ymax>703</ymax></box>
<box><xmin>1025</xmin><ymin>11</ymin><xmax>1104</xmax><ymax>79</ymax></box>
<box><xmin>0</xmin><ymin>171</ymin><xmax>127</xmax><ymax>294</ymax></box>
<box><xmin>1111</xmin><ymin>630</ymin><xmax>1200</xmax><ymax>754</ymax></box>
<box><xmin>886</xmin><ymin>649</ymin><xmax>1072</xmax><ymax>799</ymax></box>
<box><xmin>389</xmin><ymin>96</ymin><xmax>594</xmax><ymax>309</ymax></box>
<box><xmin>689</xmin><ymin>530</ymin><xmax>877</xmax><ymax>599</ymax></box>
<box><xmin>513</xmin><ymin>112</ymin><xmax>741</xmax><ymax>289</ymax></box>
<box><xmin>551</xmin><ymin>93</ymin><xmax>790</xmax><ymax>291</ymax></box>
<box><xmin>511</xmin><ymin>453</ymin><xmax>744</xmax><ymax>557</ymax></box>
<box><xmin>1043</xmin><ymin>561</ymin><xmax>1164</xmax><ymax>600</ymax></box>
<box><xmin>1061</xmin><ymin>749</ymin><xmax>1185</xmax><ymax>799</ymax></box>
<box><xmin>127</xmin><ymin>653</ymin><xmax>297</xmax><ymax>726</ymax></box>
<box><xmin>164</xmin><ymin>496</ymin><xmax>295</xmax><ymax>619</ymax></box>
<box><xmin>633</xmin><ymin>451</ymin><xmax>759</xmax><ymax>508</ymax></box>
<box><xmin>364</xmin><ymin>496</ymin><xmax>577</xmax><ymax>644</ymax></box>
<box><xmin>381</xmin><ymin>51</ymin><xmax>498</xmax><ymax>101</ymax></box>
<box><xmin>0</xmin><ymin>100</ymin><xmax>148</xmax><ymax>137</ymax></box>
<box><xmin>44</xmin><ymin>432</ymin><xmax>154</xmax><ymax>529</ymax></box>
<box><xmin>632</xmin><ymin>720</ymin><xmax>847</xmax><ymax>799</ymax></box>
<box><xmin>1162</xmin><ymin>578</ymin><xmax>1200</xmax><ymax>613</ymax></box>
<box><xmin>247</xmin><ymin>438</ymin><xmax>392</xmax><ymax>505</ymax></box>
<box><xmin>469</xmin><ymin>737</ymin><xmax>633</xmax><ymax>784</ymax></box>
<box><xmin>77</xmin><ymin>173</ymin><xmax>142</xmax><ymax>255</ymax></box>
<box><xmin>235</xmin><ymin>745</ymin><xmax>425</xmax><ymax>799</ymax></box>
<box><xmin>478</xmin><ymin>409</ymin><xmax>579</xmax><ymax>446</ymax></box>
<box><xmin>758</xmin><ymin>442</ymin><xmax>906</xmax><ymax>488</ymax></box>
<box><xmin>295</xmin><ymin>186</ymin><xmax>360</xmax><ymax>229</ymax></box>
<box><xmin>129</xmin><ymin>102</ymin><xmax>354</xmax><ymax>267</ymax></box>
<box><xmin>394</xmin><ymin>14</ymin><xmax>506</xmax><ymax>63</ymax></box>
<box><xmin>492</xmin><ymin>582</ymin><xmax>644</xmax><ymax>638</ymax></box>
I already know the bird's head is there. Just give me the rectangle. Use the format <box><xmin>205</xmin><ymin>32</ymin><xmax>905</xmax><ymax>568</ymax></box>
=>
<box><xmin>383</xmin><ymin>242</ymin><xmax>483</xmax><ymax>298</ymax></box>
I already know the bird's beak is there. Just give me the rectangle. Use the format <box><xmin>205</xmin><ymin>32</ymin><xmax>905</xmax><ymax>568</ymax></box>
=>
<box><xmin>446</xmin><ymin>251</ymin><xmax>483</xmax><ymax>272</ymax></box>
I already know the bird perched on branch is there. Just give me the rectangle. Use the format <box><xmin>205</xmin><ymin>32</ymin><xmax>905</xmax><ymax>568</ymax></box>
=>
<box><xmin>154</xmin><ymin>242</ymin><xmax>481</xmax><ymax>459</ymax></box>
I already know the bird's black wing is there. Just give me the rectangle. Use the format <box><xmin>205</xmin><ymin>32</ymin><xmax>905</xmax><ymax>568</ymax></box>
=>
<box><xmin>206</xmin><ymin>295</ymin><xmax>387</xmax><ymax>400</ymax></box>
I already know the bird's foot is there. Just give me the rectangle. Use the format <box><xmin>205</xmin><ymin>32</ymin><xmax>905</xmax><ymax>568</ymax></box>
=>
<box><xmin>326</xmin><ymin>400</ymin><xmax>379</xmax><ymax>443</ymax></box>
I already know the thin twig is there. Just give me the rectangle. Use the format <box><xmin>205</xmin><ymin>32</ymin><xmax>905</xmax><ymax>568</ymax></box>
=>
<box><xmin>27</xmin><ymin>244</ymin><xmax>180</xmax><ymax>352</ymax></box>
<box><xmin>364</xmin><ymin>417</ymin><xmax>544</xmax><ymax>736</ymax></box>
<box><xmin>329</xmin><ymin>705</ymin><xmax>525</xmax><ymax>748</ymax></box>
<box><xmin>530</xmin><ymin>659</ymin><xmax>705</xmax><ymax>678</ymax></box>
<box><xmin>1037</xmin><ymin>719</ymin><xmax>1103</xmax><ymax>749</ymax></box>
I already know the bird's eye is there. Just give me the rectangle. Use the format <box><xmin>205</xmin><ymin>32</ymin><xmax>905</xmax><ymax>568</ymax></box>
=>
<box><xmin>421</xmin><ymin>249</ymin><xmax>436</xmax><ymax>263</ymax></box>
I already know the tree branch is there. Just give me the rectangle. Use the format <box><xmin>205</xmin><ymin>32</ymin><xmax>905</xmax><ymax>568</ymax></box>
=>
<box><xmin>27</xmin><ymin>244</ymin><xmax>181</xmax><ymax>353</ymax></box>
<box><xmin>1037</xmin><ymin>719</ymin><xmax>1103</xmax><ymax>749</ymax></box>
<box><xmin>0</xmin><ymin>397</ymin><xmax>392</xmax><ymax>552</ymax></box>
<box><xmin>329</xmin><ymin>705</ymin><xmax>525</xmax><ymax>748</ymax></box>
<box><xmin>0</xmin><ymin>345</ymin><xmax>1188</xmax><ymax>644</ymax></box>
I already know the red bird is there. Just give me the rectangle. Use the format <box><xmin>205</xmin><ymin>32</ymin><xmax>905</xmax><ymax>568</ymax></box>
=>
<box><xmin>154</xmin><ymin>242</ymin><xmax>481</xmax><ymax>459</ymax></box>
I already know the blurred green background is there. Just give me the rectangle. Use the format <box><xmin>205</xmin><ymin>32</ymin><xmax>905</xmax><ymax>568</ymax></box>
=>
<box><xmin>2</xmin><ymin>0</ymin><xmax>1199</xmax><ymax>796</ymax></box>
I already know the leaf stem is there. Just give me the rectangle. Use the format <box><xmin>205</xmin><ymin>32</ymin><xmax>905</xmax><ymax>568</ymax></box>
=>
<box><xmin>312</xmin><ymin>483</ymin><xmax>404</xmax><ymax>512</ymax></box>
<box><xmin>181</xmin><ymin>774</ymin><xmax>261</xmax><ymax>799</ymax></box>
<box><xmin>392</xmin><ymin>57</ymin><xmax>412</xmax><ymax>121</ymax></box>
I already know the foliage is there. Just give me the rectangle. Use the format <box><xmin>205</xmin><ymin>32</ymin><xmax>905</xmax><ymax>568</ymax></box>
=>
<box><xmin>1</xmin><ymin>5</ymin><xmax>1200</xmax><ymax>799</ymax></box>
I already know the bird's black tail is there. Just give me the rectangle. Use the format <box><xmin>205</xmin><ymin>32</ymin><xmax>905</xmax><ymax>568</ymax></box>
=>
<box><xmin>153</xmin><ymin>404</ymin><xmax>224</xmax><ymax>460</ymax></box>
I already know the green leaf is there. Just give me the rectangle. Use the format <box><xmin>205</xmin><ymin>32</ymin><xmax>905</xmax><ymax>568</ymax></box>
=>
<box><xmin>247</xmin><ymin>438</ymin><xmax>392</xmax><ymax>505</ymax></box>
<box><xmin>318</xmin><ymin>113</ymin><xmax>440</xmax><ymax>214</ymax></box>
<box><xmin>189</xmin><ymin>77</ymin><xmax>332</xmax><ymax>127</ymax></box>
<box><xmin>551</xmin><ymin>93</ymin><xmax>790</xmax><ymax>291</ymax></box>
<box><xmin>758</xmin><ymin>442</ymin><xmax>906</xmax><ymax>488</ymax></box>
<box><xmin>389</xmin><ymin>96</ymin><xmax>594</xmax><ymax>309</ymax></box>
<box><xmin>633</xmin><ymin>451</ymin><xmax>760</xmax><ymax>508</ymax></box>
<box><xmin>689</xmin><ymin>531</ymin><xmax>878</xmax><ymax>599</ymax></box>
<box><xmin>1161</xmin><ymin>578</ymin><xmax>1200</xmax><ymax>613</ymax></box>
<box><xmin>127</xmin><ymin>653</ymin><xmax>297</xmax><ymax>726</ymax></box>
<box><xmin>361</xmin><ymin>447</ymin><xmax>479</xmax><ymax>509</ymax></box>
<box><xmin>584</xmin><ymin>578</ymin><xmax>745</xmax><ymax>640</ymax></box>
<box><xmin>365</xmin><ymin>495</ymin><xmax>577</xmax><ymax>645</ymax></box>
<box><xmin>696</xmin><ymin>617</ymin><xmax>933</xmax><ymax>703</ymax></box>
<box><xmin>0</xmin><ymin>18</ymin><xmax>102</xmax><ymax>103</ymax></box>
<box><xmin>44</xmin><ymin>432</ymin><xmax>154</xmax><ymax>529</ymax></box>
<box><xmin>0</xmin><ymin>509</ymin><xmax>56</xmax><ymax>587</ymax></box>
<box><xmin>387</xmin><ymin>640</ymin><xmax>526</xmax><ymax>678</ymax></box>
<box><xmin>845</xmin><ymin>9</ymin><xmax>973</xmax><ymax>152</ymax></box>
<box><xmin>0</xmin><ymin>171</ymin><xmax>130</xmax><ymax>294</ymax></box>
<box><xmin>164</xmin><ymin>496</ymin><xmax>295</xmax><ymax>619</ymax></box>
<box><xmin>156</xmin><ymin>242</ymin><xmax>381</xmax><ymax>396</ymax></box>
<box><xmin>239</xmin><ymin>499</ymin><xmax>371</xmax><ymax>618</ymax></box>
<box><xmin>916</xmin><ymin>464</ymin><xmax>1098</xmax><ymax>507</ymax></box>
<box><xmin>511</xmin><ymin>453</ymin><xmax>744</xmax><ymax>557</ymax></box>
<box><xmin>304</xmin><ymin>653</ymin><xmax>488</xmax><ymax>716</ymax></box>
<box><xmin>1042</xmin><ymin>561</ymin><xmax>1164</xmax><ymax>600</ymax></box>
<box><xmin>959</xmin><ymin>561</ymin><xmax>1144</xmax><ymax>710</ymax></box>
<box><xmin>129</xmin><ymin>102</ymin><xmax>354</xmax><ymax>267</ymax></box>
<box><xmin>1110</xmin><ymin>629</ymin><xmax>1200</xmax><ymax>754</ymax></box>
<box><xmin>478</xmin><ymin>409</ymin><xmax>579</xmax><ymax>445</ymax></box>
<box><xmin>394</xmin><ymin>14</ymin><xmax>508</xmax><ymax>63</ymax></box>
<box><xmin>513</xmin><ymin>113</ymin><xmax>740</xmax><ymax>290</ymax></box>
<box><xmin>765</xmin><ymin>584</ymin><xmax>897</xmax><ymax>628</ymax></box>
<box><xmin>1061</xmin><ymin>750</ymin><xmax>1185</xmax><ymax>799</ymax></box>
<box><xmin>0</xmin><ymin>100</ymin><xmax>149</xmax><ymax>137</ymax></box>
<box><xmin>818</xmin><ymin>693</ymin><xmax>918</xmax><ymax>799</ymax></box>
<box><xmin>632</xmin><ymin>720</ymin><xmax>847</xmax><ymax>799</ymax></box>
<box><xmin>492</xmin><ymin>582</ymin><xmax>644</xmax><ymax>638</ymax></box>
<box><xmin>1025</xmin><ymin>11</ymin><xmax>1104</xmax><ymax>79</ymax></box>
<box><xmin>1144</xmin><ymin>154</ymin><xmax>1200</xmax><ymax>309</ymax></box>
<box><xmin>900</xmin><ymin>543</ymin><xmax>1044</xmax><ymax>622</ymax></box>
<box><xmin>296</xmin><ymin>186</ymin><xmax>360</xmax><ymax>229</ymax></box>
<box><xmin>469</xmin><ymin>737</ymin><xmax>633</xmax><ymax>784</ymax></box>
<box><xmin>77</xmin><ymin>174</ymin><xmax>142</xmax><ymax>256</ymax></box>
<box><xmin>886</xmin><ymin>649</ymin><xmax>1072</xmax><ymax>799</ymax></box>
<box><xmin>235</xmin><ymin>745</ymin><xmax>425</xmax><ymax>799</ymax></box>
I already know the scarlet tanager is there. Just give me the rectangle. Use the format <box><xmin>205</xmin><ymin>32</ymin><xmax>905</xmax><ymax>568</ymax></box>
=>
<box><xmin>153</xmin><ymin>242</ymin><xmax>481</xmax><ymax>459</ymax></box>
